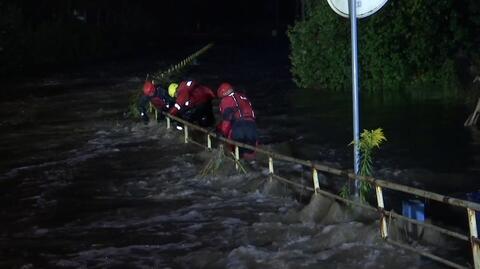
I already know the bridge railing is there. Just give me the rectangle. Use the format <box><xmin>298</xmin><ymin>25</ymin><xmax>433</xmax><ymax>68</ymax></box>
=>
<box><xmin>148</xmin><ymin>110</ymin><xmax>479</xmax><ymax>269</ymax></box>
<box><xmin>142</xmin><ymin>43</ymin><xmax>479</xmax><ymax>269</ymax></box>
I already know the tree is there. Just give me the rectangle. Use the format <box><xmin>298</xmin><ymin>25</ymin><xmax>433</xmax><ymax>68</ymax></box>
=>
<box><xmin>287</xmin><ymin>0</ymin><xmax>480</xmax><ymax>96</ymax></box>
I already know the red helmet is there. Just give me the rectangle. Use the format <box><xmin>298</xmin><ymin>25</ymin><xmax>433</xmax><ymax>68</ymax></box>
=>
<box><xmin>143</xmin><ymin>81</ymin><xmax>155</xmax><ymax>96</ymax></box>
<box><xmin>217</xmin><ymin>82</ymin><xmax>233</xmax><ymax>97</ymax></box>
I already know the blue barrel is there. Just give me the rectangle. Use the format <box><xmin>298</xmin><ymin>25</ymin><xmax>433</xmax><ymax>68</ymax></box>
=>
<box><xmin>402</xmin><ymin>199</ymin><xmax>425</xmax><ymax>222</ymax></box>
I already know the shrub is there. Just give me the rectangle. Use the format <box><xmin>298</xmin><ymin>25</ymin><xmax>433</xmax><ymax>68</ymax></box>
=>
<box><xmin>288</xmin><ymin>0</ymin><xmax>480</xmax><ymax>97</ymax></box>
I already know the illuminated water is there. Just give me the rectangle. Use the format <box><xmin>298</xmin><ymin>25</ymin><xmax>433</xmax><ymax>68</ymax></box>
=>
<box><xmin>0</xmin><ymin>40</ymin><xmax>477</xmax><ymax>268</ymax></box>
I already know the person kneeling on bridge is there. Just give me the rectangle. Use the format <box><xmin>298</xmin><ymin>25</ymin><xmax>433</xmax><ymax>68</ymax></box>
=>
<box><xmin>138</xmin><ymin>80</ymin><xmax>175</xmax><ymax>124</ymax></box>
<box><xmin>216</xmin><ymin>82</ymin><xmax>258</xmax><ymax>160</ymax></box>
<box><xmin>168</xmin><ymin>80</ymin><xmax>215</xmax><ymax>128</ymax></box>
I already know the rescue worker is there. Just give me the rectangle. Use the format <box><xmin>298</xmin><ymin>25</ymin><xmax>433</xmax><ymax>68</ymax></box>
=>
<box><xmin>138</xmin><ymin>80</ymin><xmax>175</xmax><ymax>124</ymax></box>
<box><xmin>216</xmin><ymin>82</ymin><xmax>258</xmax><ymax>160</ymax></box>
<box><xmin>168</xmin><ymin>80</ymin><xmax>215</xmax><ymax>127</ymax></box>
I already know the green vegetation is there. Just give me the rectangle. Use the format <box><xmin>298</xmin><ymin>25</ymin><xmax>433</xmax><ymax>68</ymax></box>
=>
<box><xmin>341</xmin><ymin>128</ymin><xmax>387</xmax><ymax>202</ymax></box>
<box><xmin>355</xmin><ymin>128</ymin><xmax>387</xmax><ymax>177</ymax></box>
<box><xmin>288</xmin><ymin>0</ymin><xmax>480</xmax><ymax>98</ymax></box>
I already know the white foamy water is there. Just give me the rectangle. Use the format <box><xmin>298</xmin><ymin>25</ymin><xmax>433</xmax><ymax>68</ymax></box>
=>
<box><xmin>1</xmin><ymin>50</ymin><xmax>473</xmax><ymax>269</ymax></box>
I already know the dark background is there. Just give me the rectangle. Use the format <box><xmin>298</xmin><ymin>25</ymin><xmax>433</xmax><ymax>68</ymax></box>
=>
<box><xmin>0</xmin><ymin>0</ymin><xmax>303</xmax><ymax>78</ymax></box>
<box><xmin>15</xmin><ymin>0</ymin><xmax>297</xmax><ymax>35</ymax></box>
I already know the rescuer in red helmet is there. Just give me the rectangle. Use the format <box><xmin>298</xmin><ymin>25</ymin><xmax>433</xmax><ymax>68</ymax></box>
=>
<box><xmin>138</xmin><ymin>80</ymin><xmax>175</xmax><ymax>124</ymax></box>
<box><xmin>168</xmin><ymin>80</ymin><xmax>215</xmax><ymax>127</ymax></box>
<box><xmin>216</xmin><ymin>82</ymin><xmax>258</xmax><ymax>160</ymax></box>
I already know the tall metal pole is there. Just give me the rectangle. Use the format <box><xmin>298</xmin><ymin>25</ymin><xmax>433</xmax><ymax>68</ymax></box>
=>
<box><xmin>349</xmin><ymin>0</ymin><xmax>361</xmax><ymax>196</ymax></box>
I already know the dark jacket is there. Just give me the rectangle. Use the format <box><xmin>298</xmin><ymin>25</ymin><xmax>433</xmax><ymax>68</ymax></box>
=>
<box><xmin>138</xmin><ymin>86</ymin><xmax>175</xmax><ymax>116</ymax></box>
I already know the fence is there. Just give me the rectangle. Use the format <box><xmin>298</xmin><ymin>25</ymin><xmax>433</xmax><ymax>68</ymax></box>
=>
<box><xmin>147</xmin><ymin>110</ymin><xmax>479</xmax><ymax>269</ymax></box>
<box><xmin>143</xmin><ymin>44</ymin><xmax>480</xmax><ymax>269</ymax></box>
<box><xmin>151</xmin><ymin>43</ymin><xmax>214</xmax><ymax>82</ymax></box>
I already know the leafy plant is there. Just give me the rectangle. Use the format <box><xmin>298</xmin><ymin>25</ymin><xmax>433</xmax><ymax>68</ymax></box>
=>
<box><xmin>356</xmin><ymin>128</ymin><xmax>387</xmax><ymax>176</ymax></box>
<box><xmin>287</xmin><ymin>0</ymin><xmax>480</xmax><ymax>98</ymax></box>
<box><xmin>342</xmin><ymin>128</ymin><xmax>387</xmax><ymax>202</ymax></box>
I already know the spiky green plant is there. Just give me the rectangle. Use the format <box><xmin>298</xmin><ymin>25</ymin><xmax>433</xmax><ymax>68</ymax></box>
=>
<box><xmin>341</xmin><ymin>128</ymin><xmax>387</xmax><ymax>202</ymax></box>
<box><xmin>357</xmin><ymin>128</ymin><xmax>387</xmax><ymax>176</ymax></box>
<box><xmin>357</xmin><ymin>128</ymin><xmax>387</xmax><ymax>202</ymax></box>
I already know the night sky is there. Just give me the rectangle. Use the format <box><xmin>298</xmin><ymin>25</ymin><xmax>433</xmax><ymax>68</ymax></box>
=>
<box><xmin>16</xmin><ymin>0</ymin><xmax>299</xmax><ymax>37</ymax></box>
<box><xmin>1</xmin><ymin>0</ymin><xmax>302</xmax><ymax>75</ymax></box>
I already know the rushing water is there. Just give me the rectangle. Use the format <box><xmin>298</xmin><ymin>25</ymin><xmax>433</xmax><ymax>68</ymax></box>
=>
<box><xmin>0</xmin><ymin>40</ymin><xmax>478</xmax><ymax>268</ymax></box>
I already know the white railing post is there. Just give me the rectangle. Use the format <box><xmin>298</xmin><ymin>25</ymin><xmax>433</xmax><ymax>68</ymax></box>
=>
<box><xmin>235</xmin><ymin>146</ymin><xmax>240</xmax><ymax>170</ymax></box>
<box><xmin>376</xmin><ymin>185</ymin><xmax>388</xmax><ymax>239</ymax></box>
<box><xmin>207</xmin><ymin>134</ymin><xmax>212</xmax><ymax>150</ymax></box>
<box><xmin>184</xmin><ymin>126</ymin><xmax>189</xmax><ymax>144</ymax></box>
<box><xmin>468</xmin><ymin>208</ymin><xmax>480</xmax><ymax>269</ymax></box>
<box><xmin>268</xmin><ymin>157</ymin><xmax>274</xmax><ymax>181</ymax></box>
<box><xmin>166</xmin><ymin>117</ymin><xmax>171</xmax><ymax>129</ymax></box>
<box><xmin>312</xmin><ymin>168</ymin><xmax>320</xmax><ymax>194</ymax></box>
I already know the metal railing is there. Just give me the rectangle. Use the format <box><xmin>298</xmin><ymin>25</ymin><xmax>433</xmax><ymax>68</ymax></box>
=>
<box><xmin>149</xmin><ymin>111</ymin><xmax>480</xmax><ymax>269</ymax></box>
<box><xmin>141</xmin><ymin>43</ymin><xmax>479</xmax><ymax>268</ymax></box>
<box><xmin>151</xmin><ymin>43</ymin><xmax>214</xmax><ymax>81</ymax></box>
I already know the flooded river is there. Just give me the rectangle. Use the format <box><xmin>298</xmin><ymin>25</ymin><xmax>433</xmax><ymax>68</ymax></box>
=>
<box><xmin>0</xmin><ymin>40</ymin><xmax>478</xmax><ymax>268</ymax></box>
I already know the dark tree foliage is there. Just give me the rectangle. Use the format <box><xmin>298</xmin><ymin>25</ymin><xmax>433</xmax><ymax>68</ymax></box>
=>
<box><xmin>287</xmin><ymin>0</ymin><xmax>480</xmax><ymax>96</ymax></box>
<box><xmin>0</xmin><ymin>0</ymin><xmax>179</xmax><ymax>77</ymax></box>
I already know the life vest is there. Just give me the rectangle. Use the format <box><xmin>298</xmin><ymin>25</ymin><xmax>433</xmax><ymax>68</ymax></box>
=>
<box><xmin>229</xmin><ymin>92</ymin><xmax>255</xmax><ymax>121</ymax></box>
<box><xmin>170</xmin><ymin>82</ymin><xmax>215</xmax><ymax>116</ymax></box>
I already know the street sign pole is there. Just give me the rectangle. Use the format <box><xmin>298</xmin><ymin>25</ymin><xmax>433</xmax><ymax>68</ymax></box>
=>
<box><xmin>327</xmin><ymin>0</ymin><xmax>388</xmax><ymax>196</ymax></box>
<box><xmin>349</xmin><ymin>0</ymin><xmax>361</xmax><ymax>196</ymax></box>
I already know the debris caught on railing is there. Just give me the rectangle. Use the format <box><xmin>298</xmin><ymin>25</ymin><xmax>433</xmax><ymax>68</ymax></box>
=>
<box><xmin>155</xmin><ymin>110</ymin><xmax>479</xmax><ymax>269</ymax></box>
<box><xmin>135</xmin><ymin>44</ymin><xmax>480</xmax><ymax>269</ymax></box>
<box><xmin>199</xmin><ymin>145</ymin><xmax>247</xmax><ymax>177</ymax></box>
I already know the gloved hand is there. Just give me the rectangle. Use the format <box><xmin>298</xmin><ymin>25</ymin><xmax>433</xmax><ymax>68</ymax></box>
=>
<box><xmin>140</xmin><ymin>112</ymin><xmax>149</xmax><ymax>125</ymax></box>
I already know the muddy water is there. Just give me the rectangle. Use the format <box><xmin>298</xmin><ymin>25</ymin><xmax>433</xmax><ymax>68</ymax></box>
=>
<box><xmin>0</xmin><ymin>41</ymin><xmax>477</xmax><ymax>268</ymax></box>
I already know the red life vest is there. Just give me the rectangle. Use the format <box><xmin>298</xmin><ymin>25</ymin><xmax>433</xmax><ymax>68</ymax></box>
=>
<box><xmin>227</xmin><ymin>92</ymin><xmax>255</xmax><ymax>120</ymax></box>
<box><xmin>216</xmin><ymin>92</ymin><xmax>255</xmax><ymax>137</ymax></box>
<box><xmin>169</xmin><ymin>81</ymin><xmax>215</xmax><ymax>116</ymax></box>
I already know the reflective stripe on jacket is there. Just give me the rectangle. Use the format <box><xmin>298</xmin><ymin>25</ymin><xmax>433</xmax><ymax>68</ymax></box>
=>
<box><xmin>169</xmin><ymin>81</ymin><xmax>215</xmax><ymax>116</ymax></box>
